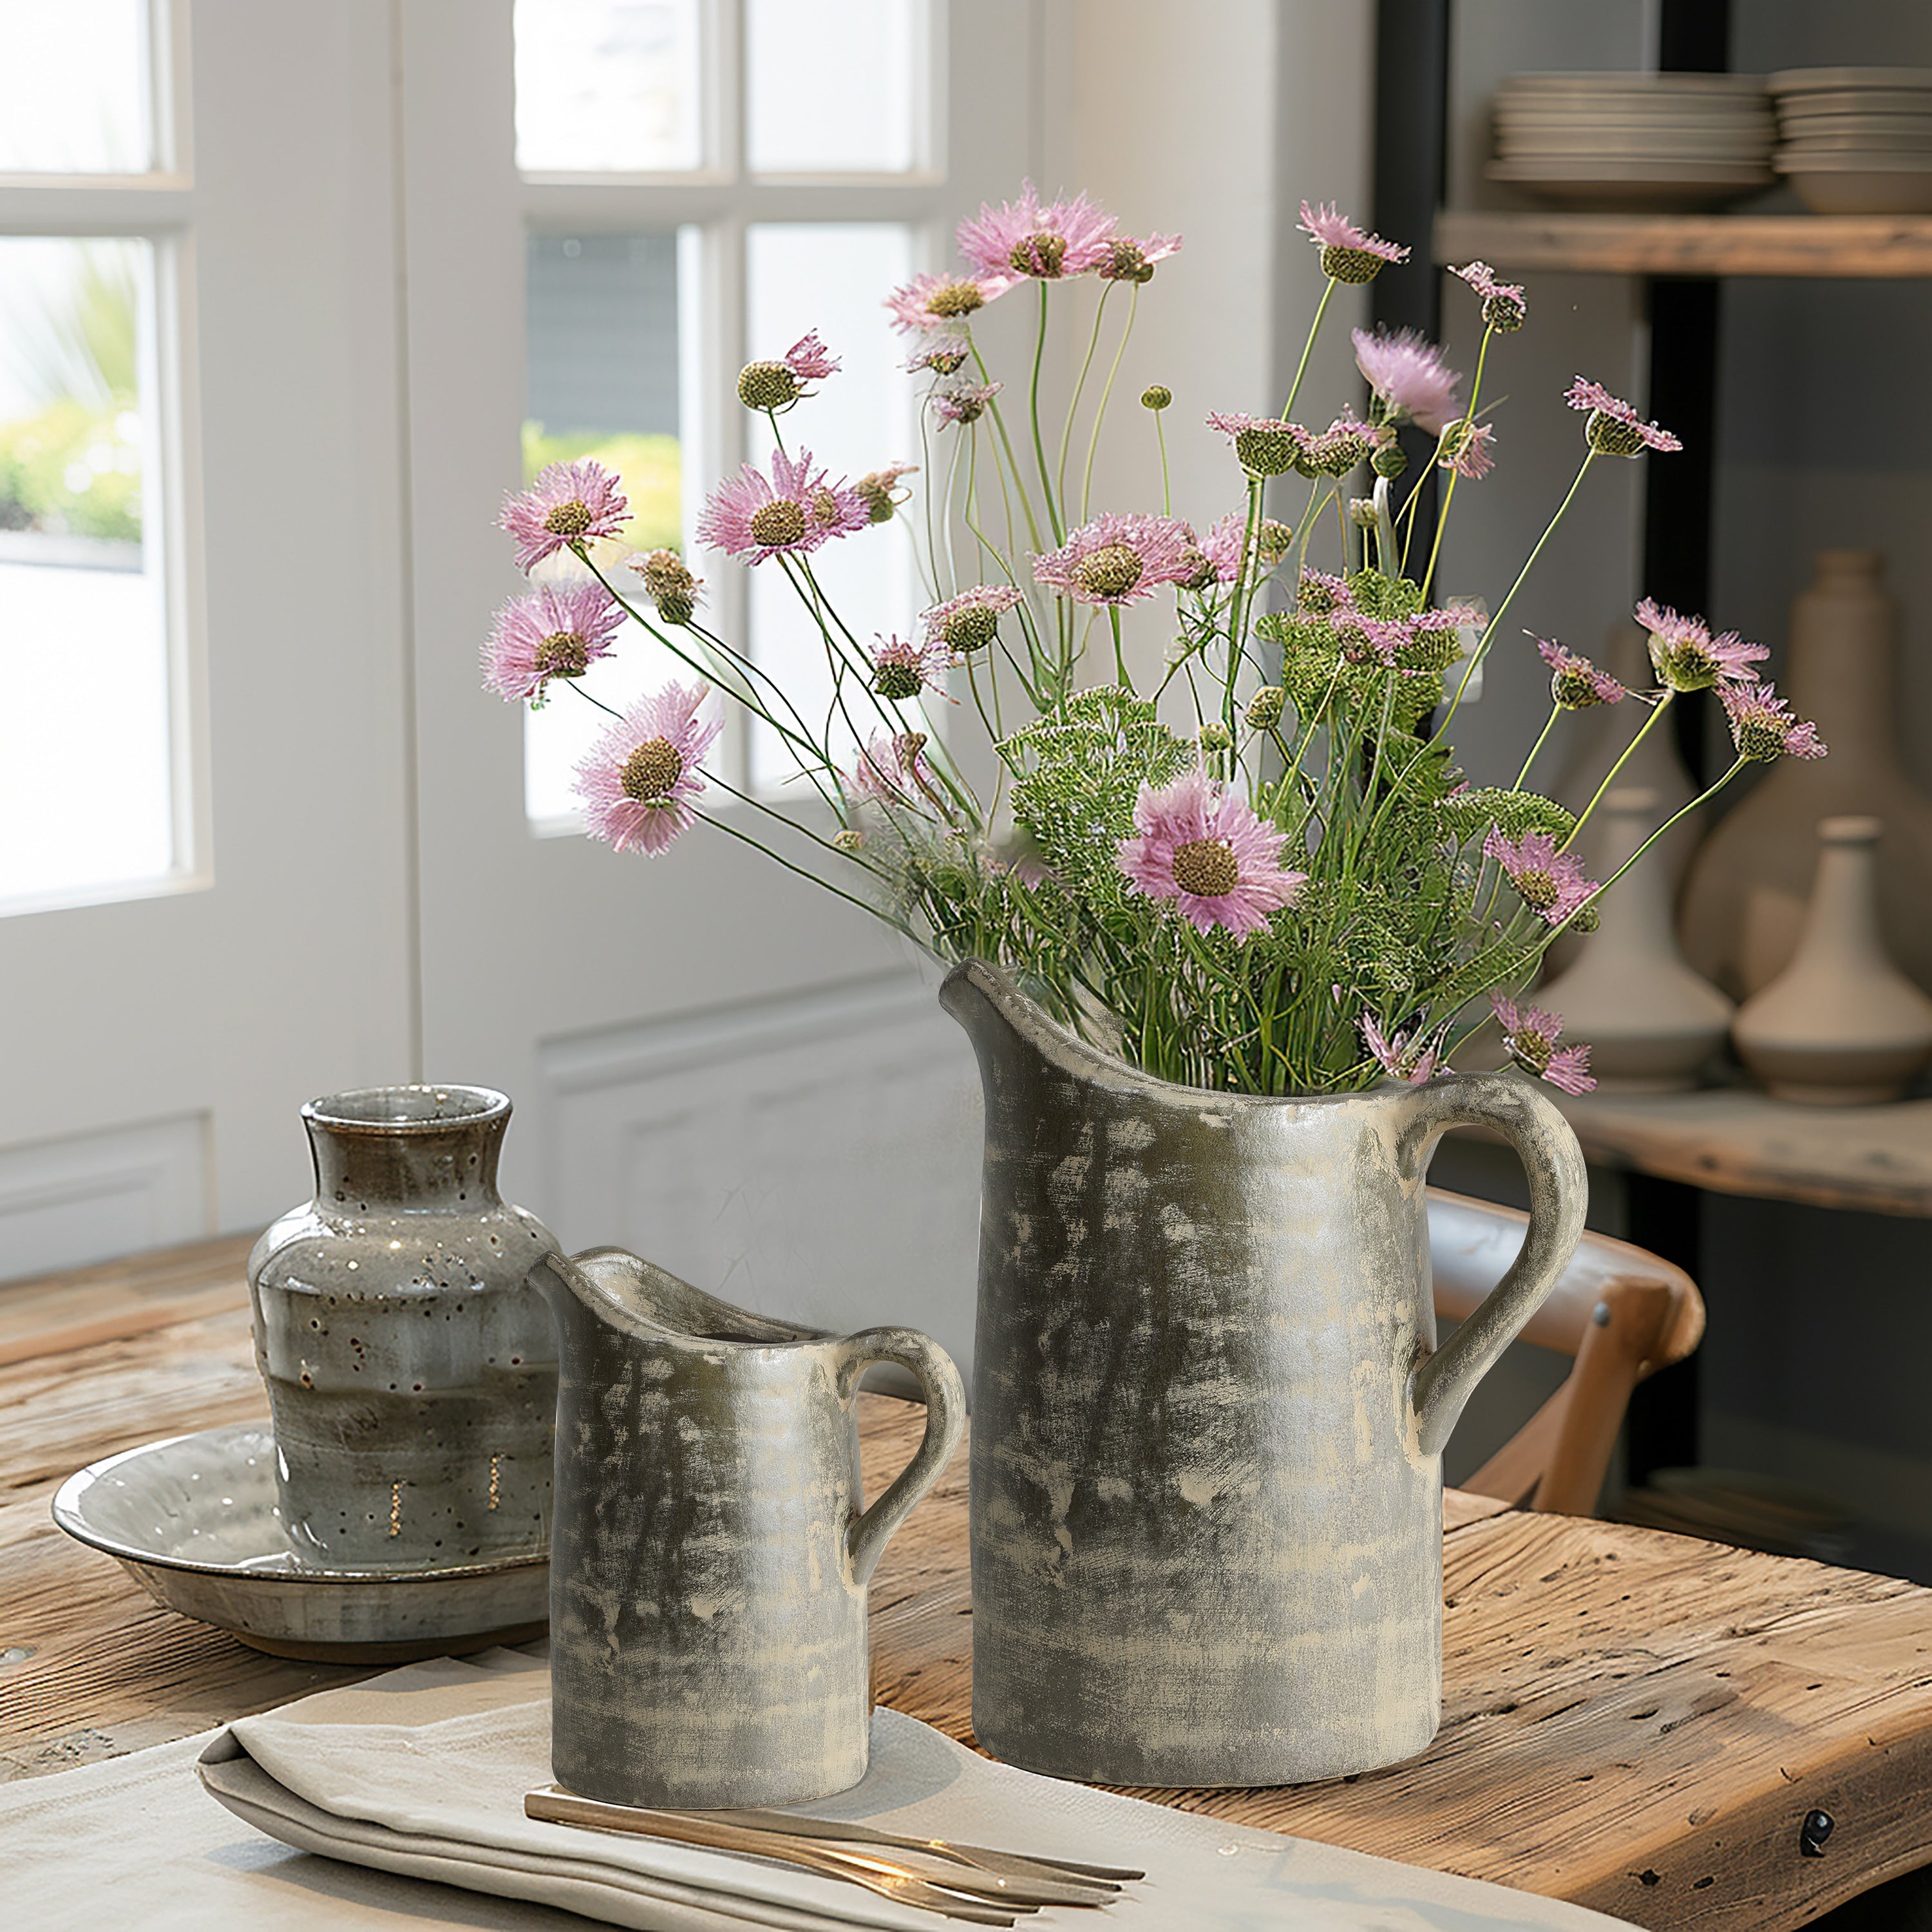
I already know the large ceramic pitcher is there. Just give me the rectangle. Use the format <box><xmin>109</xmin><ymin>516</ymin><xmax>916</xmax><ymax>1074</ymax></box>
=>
<box><xmin>536</xmin><ymin>1248</ymin><xmax>966</xmax><ymax>1808</ymax></box>
<box><xmin>941</xmin><ymin>961</ymin><xmax>1587</xmax><ymax>1787</ymax></box>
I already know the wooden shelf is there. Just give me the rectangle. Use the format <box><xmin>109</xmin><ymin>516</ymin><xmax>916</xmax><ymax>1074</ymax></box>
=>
<box><xmin>1551</xmin><ymin>1086</ymin><xmax>1932</xmax><ymax>1218</ymax></box>
<box><xmin>1434</xmin><ymin>209</ymin><xmax>1932</xmax><ymax>278</ymax></box>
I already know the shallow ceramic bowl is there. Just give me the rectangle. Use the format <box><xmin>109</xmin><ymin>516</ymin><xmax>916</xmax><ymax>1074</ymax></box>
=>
<box><xmin>1776</xmin><ymin>158</ymin><xmax>1932</xmax><ymax>214</ymax></box>
<box><xmin>1486</xmin><ymin>158</ymin><xmax>1773</xmax><ymax>211</ymax></box>
<box><xmin>52</xmin><ymin>1424</ymin><xmax>549</xmax><ymax>1662</ymax></box>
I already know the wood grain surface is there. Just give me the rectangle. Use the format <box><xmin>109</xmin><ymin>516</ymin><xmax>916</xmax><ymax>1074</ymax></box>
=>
<box><xmin>5</xmin><ymin>1241</ymin><xmax>1932</xmax><ymax>1932</ymax></box>
<box><xmin>1433</xmin><ymin>210</ymin><xmax>1932</xmax><ymax>280</ymax></box>
<box><xmin>1551</xmin><ymin>1086</ymin><xmax>1932</xmax><ymax>1218</ymax></box>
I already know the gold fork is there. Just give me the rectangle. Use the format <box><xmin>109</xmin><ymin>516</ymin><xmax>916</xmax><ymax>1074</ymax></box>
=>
<box><xmin>525</xmin><ymin>1787</ymin><xmax>1124</xmax><ymax>1922</ymax></box>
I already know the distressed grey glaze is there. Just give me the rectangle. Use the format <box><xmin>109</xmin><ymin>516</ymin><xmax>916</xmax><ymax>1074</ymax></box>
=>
<box><xmin>942</xmin><ymin>960</ymin><xmax>1587</xmax><ymax>1788</ymax></box>
<box><xmin>248</xmin><ymin>1086</ymin><xmax>559</xmax><ymax>1569</ymax></box>
<box><xmin>51</xmin><ymin>1424</ymin><xmax>549</xmax><ymax>1661</ymax></box>
<box><xmin>537</xmin><ymin>1248</ymin><xmax>965</xmax><ymax>1809</ymax></box>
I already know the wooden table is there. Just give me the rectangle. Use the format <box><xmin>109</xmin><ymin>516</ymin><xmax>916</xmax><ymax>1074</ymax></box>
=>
<box><xmin>6</xmin><ymin>1242</ymin><xmax>1932</xmax><ymax>1930</ymax></box>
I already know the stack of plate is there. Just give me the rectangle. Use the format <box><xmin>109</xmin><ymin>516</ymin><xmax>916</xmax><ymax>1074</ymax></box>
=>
<box><xmin>1490</xmin><ymin>71</ymin><xmax>1774</xmax><ymax>211</ymax></box>
<box><xmin>1771</xmin><ymin>68</ymin><xmax>1932</xmax><ymax>213</ymax></box>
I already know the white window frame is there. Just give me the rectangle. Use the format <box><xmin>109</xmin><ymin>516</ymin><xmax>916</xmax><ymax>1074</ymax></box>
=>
<box><xmin>515</xmin><ymin>0</ymin><xmax>954</xmax><ymax>801</ymax></box>
<box><xmin>0</xmin><ymin>0</ymin><xmax>211</xmax><ymax>918</ymax></box>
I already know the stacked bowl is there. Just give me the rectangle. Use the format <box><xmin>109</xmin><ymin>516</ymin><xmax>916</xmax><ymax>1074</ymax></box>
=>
<box><xmin>1490</xmin><ymin>71</ymin><xmax>1774</xmax><ymax>210</ymax></box>
<box><xmin>1771</xmin><ymin>68</ymin><xmax>1932</xmax><ymax>213</ymax></box>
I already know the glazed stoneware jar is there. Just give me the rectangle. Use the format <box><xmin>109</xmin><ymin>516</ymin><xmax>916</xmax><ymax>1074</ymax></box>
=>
<box><xmin>248</xmin><ymin>1085</ymin><xmax>559</xmax><ymax>1569</ymax></box>
<box><xmin>942</xmin><ymin>961</ymin><xmax>1586</xmax><ymax>1788</ymax></box>
<box><xmin>538</xmin><ymin>1247</ymin><xmax>965</xmax><ymax>1808</ymax></box>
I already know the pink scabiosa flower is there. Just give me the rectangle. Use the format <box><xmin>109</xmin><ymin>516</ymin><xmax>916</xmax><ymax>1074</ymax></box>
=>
<box><xmin>1361</xmin><ymin>1012</ymin><xmax>1439</xmax><ymax>1085</ymax></box>
<box><xmin>1298</xmin><ymin>201</ymin><xmax>1409</xmax><ymax>283</ymax></box>
<box><xmin>498</xmin><ymin>459</ymin><xmax>630</xmax><ymax>573</ymax></box>
<box><xmin>1297</xmin><ymin>568</ymin><xmax>1356</xmax><ymax>616</ymax></box>
<box><xmin>735</xmin><ymin>330</ymin><xmax>840</xmax><ymax>412</ymax></box>
<box><xmin>849</xmin><ymin>729</ymin><xmax>936</xmax><ymax>808</ymax></box>
<box><xmin>1310</xmin><ymin>410</ymin><xmax>1379</xmax><ymax>478</ymax></box>
<box><xmin>1566</xmin><ymin>377</ymin><xmax>1682</xmax><ymax>457</ymax></box>
<box><xmin>1118</xmin><ymin>766</ymin><xmax>1307</xmax><ymax>938</ymax></box>
<box><xmin>869</xmin><ymin>632</ymin><xmax>951</xmax><ymax>701</ymax></box>
<box><xmin>1032</xmin><ymin>512</ymin><xmax>1197</xmax><ymax>606</ymax></box>
<box><xmin>855</xmin><ymin>462</ymin><xmax>918</xmax><ymax>525</ymax></box>
<box><xmin>629</xmin><ymin>547</ymin><xmax>703</xmax><ymax>625</ymax></box>
<box><xmin>886</xmin><ymin>271</ymin><xmax>998</xmax><ymax>334</ymax></box>
<box><xmin>1491</xmin><ymin>994</ymin><xmax>1595</xmax><ymax>1095</ymax></box>
<box><xmin>1636</xmin><ymin>598</ymin><xmax>1768</xmax><ymax>692</ymax></box>
<box><xmin>930</xmin><ymin>381</ymin><xmax>1002</xmax><ymax>428</ymax></box>
<box><xmin>1206</xmin><ymin>410</ymin><xmax>1309</xmax><ymax>478</ymax></box>
<box><xmin>1484</xmin><ymin>827</ymin><xmax>1600</xmax><ymax>927</ymax></box>
<box><xmin>1539</xmin><ymin>638</ymin><xmax>1627</xmax><ymax>709</ymax></box>
<box><xmin>481</xmin><ymin>582</ymin><xmax>625</xmax><ymax>703</ymax></box>
<box><xmin>1450</xmin><ymin>260</ymin><xmax>1527</xmax><ymax>330</ymax></box>
<box><xmin>922</xmin><ymin>583</ymin><xmax>1024</xmax><ymax>656</ymax></box>
<box><xmin>1352</xmin><ymin>328</ymin><xmax>1463</xmax><ymax>436</ymax></box>
<box><xmin>904</xmin><ymin>331</ymin><xmax>971</xmax><ymax>375</ymax></box>
<box><xmin>1394</xmin><ymin>607</ymin><xmax>1466</xmax><ymax>674</ymax></box>
<box><xmin>1719</xmin><ymin>680</ymin><xmax>1827</xmax><ymax>762</ymax></box>
<box><xmin>574</xmin><ymin>683</ymin><xmax>721</xmax><ymax>857</ymax></box>
<box><xmin>1197</xmin><ymin>511</ymin><xmax>1248</xmax><ymax>585</ymax></box>
<box><xmin>957</xmin><ymin>182</ymin><xmax>1117</xmax><ymax>293</ymax></box>
<box><xmin>1439</xmin><ymin>419</ymin><xmax>1497</xmax><ymax>480</ymax></box>
<box><xmin>697</xmin><ymin>447</ymin><xmax>868</xmax><ymax>564</ymax></box>
<box><xmin>1098</xmin><ymin>231</ymin><xmax>1182</xmax><ymax>285</ymax></box>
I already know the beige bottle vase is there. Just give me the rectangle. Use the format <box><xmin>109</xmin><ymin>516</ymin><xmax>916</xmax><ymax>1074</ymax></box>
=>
<box><xmin>1538</xmin><ymin>787</ymin><xmax>1733</xmax><ymax>1091</ymax></box>
<box><xmin>1732</xmin><ymin>817</ymin><xmax>1932</xmax><ymax>1105</ymax></box>
<box><xmin>1680</xmin><ymin>550</ymin><xmax>1932</xmax><ymax>998</ymax></box>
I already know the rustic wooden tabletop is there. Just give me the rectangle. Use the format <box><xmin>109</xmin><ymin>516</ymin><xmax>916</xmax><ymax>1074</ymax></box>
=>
<box><xmin>5</xmin><ymin>1239</ymin><xmax>1932</xmax><ymax>1931</ymax></box>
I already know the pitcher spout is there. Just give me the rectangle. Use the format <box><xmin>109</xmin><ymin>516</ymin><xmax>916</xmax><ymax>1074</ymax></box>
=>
<box><xmin>533</xmin><ymin>1247</ymin><xmax>825</xmax><ymax>1348</ymax></box>
<box><xmin>940</xmin><ymin>960</ymin><xmax>1150</xmax><ymax>1102</ymax></box>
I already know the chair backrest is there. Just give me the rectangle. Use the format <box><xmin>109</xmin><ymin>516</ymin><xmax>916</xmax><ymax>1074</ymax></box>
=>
<box><xmin>1426</xmin><ymin>1186</ymin><xmax>1705</xmax><ymax>1517</ymax></box>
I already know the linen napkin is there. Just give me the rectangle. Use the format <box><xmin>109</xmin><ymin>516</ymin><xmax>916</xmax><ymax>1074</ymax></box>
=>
<box><xmin>184</xmin><ymin>1647</ymin><xmax>1622</xmax><ymax>1931</ymax></box>
<box><xmin>5</xmin><ymin>1645</ymin><xmax>1628</xmax><ymax>1930</ymax></box>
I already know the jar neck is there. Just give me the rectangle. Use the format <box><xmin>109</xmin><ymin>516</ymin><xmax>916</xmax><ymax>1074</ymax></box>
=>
<box><xmin>1788</xmin><ymin>564</ymin><xmax>1899</xmax><ymax>769</ymax></box>
<box><xmin>305</xmin><ymin>1113</ymin><xmax>506</xmax><ymax>1211</ymax></box>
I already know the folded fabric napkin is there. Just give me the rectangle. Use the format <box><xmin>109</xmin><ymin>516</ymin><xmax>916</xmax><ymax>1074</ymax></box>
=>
<box><xmin>6</xmin><ymin>1646</ymin><xmax>1625</xmax><ymax>1931</ymax></box>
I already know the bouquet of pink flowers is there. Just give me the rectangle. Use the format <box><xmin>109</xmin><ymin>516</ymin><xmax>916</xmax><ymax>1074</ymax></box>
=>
<box><xmin>484</xmin><ymin>184</ymin><xmax>1824</xmax><ymax>1098</ymax></box>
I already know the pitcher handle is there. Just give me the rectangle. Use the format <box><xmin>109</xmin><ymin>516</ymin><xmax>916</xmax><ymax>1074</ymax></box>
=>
<box><xmin>835</xmin><ymin>1327</ymin><xmax>967</xmax><ymax>1587</ymax></box>
<box><xmin>1399</xmin><ymin>1073</ymin><xmax>1588</xmax><ymax>1457</ymax></box>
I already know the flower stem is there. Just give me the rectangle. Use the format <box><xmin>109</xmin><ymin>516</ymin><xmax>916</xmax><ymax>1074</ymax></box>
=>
<box><xmin>1279</xmin><ymin>278</ymin><xmax>1335</xmax><ymax>420</ymax></box>
<box><xmin>1028</xmin><ymin>280</ymin><xmax>1063</xmax><ymax>545</ymax></box>
<box><xmin>1057</xmin><ymin>283</ymin><xmax>1112</xmax><ymax>511</ymax></box>
<box><xmin>1081</xmin><ymin>281</ymin><xmax>1139</xmax><ymax>522</ymax></box>
<box><xmin>1560</xmin><ymin>689</ymin><xmax>1674</xmax><ymax>853</ymax></box>
<box><xmin>1512</xmin><ymin>703</ymin><xmax>1562</xmax><ymax>791</ymax></box>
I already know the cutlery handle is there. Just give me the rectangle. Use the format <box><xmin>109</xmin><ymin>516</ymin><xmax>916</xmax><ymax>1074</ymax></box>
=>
<box><xmin>835</xmin><ymin>1326</ymin><xmax>967</xmax><ymax>1587</ymax></box>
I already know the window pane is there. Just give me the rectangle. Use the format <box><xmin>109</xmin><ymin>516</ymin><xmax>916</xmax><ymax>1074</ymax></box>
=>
<box><xmin>0</xmin><ymin>0</ymin><xmax>151</xmax><ymax>174</ymax></box>
<box><xmin>744</xmin><ymin>223</ymin><xmax>917</xmax><ymax>792</ymax></box>
<box><xmin>523</xmin><ymin>231</ymin><xmax>696</xmax><ymax>824</ymax></box>
<box><xmin>0</xmin><ymin>238</ymin><xmax>171</xmax><ymax>904</ymax></box>
<box><xmin>514</xmin><ymin>0</ymin><xmax>702</xmax><ymax>173</ymax></box>
<box><xmin>745</xmin><ymin>0</ymin><xmax>921</xmax><ymax>174</ymax></box>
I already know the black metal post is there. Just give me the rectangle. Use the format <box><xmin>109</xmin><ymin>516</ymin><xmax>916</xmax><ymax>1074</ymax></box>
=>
<box><xmin>1371</xmin><ymin>0</ymin><xmax>1450</xmax><ymax>500</ymax></box>
<box><xmin>1622</xmin><ymin>0</ymin><xmax>1732</xmax><ymax>1482</ymax></box>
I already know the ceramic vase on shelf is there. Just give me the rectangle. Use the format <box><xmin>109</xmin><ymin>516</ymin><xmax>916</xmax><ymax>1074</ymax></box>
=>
<box><xmin>942</xmin><ymin>961</ymin><xmax>1587</xmax><ymax>1787</ymax></box>
<box><xmin>248</xmin><ymin>1085</ymin><xmax>560</xmax><ymax>1568</ymax></box>
<box><xmin>1680</xmin><ymin>549</ymin><xmax>1932</xmax><ymax>998</ymax></box>
<box><xmin>1537</xmin><ymin>787</ymin><xmax>1734</xmax><ymax>1092</ymax></box>
<box><xmin>1732</xmin><ymin>817</ymin><xmax>1932</xmax><ymax>1105</ymax></box>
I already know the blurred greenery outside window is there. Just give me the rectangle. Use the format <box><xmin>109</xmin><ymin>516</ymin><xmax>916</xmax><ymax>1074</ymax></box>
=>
<box><xmin>0</xmin><ymin>243</ymin><xmax>144</xmax><ymax>546</ymax></box>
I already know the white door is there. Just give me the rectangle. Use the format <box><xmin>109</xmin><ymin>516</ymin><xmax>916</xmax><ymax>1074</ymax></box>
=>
<box><xmin>0</xmin><ymin>0</ymin><xmax>416</xmax><ymax>1273</ymax></box>
<box><xmin>399</xmin><ymin>0</ymin><xmax>1034</xmax><ymax>1365</ymax></box>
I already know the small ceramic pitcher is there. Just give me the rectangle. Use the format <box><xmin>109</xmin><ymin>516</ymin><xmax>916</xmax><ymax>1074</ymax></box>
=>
<box><xmin>536</xmin><ymin>1248</ymin><xmax>966</xmax><ymax>1808</ymax></box>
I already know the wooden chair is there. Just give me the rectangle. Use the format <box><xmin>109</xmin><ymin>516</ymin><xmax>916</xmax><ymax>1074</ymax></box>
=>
<box><xmin>1426</xmin><ymin>1186</ymin><xmax>1705</xmax><ymax>1519</ymax></box>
